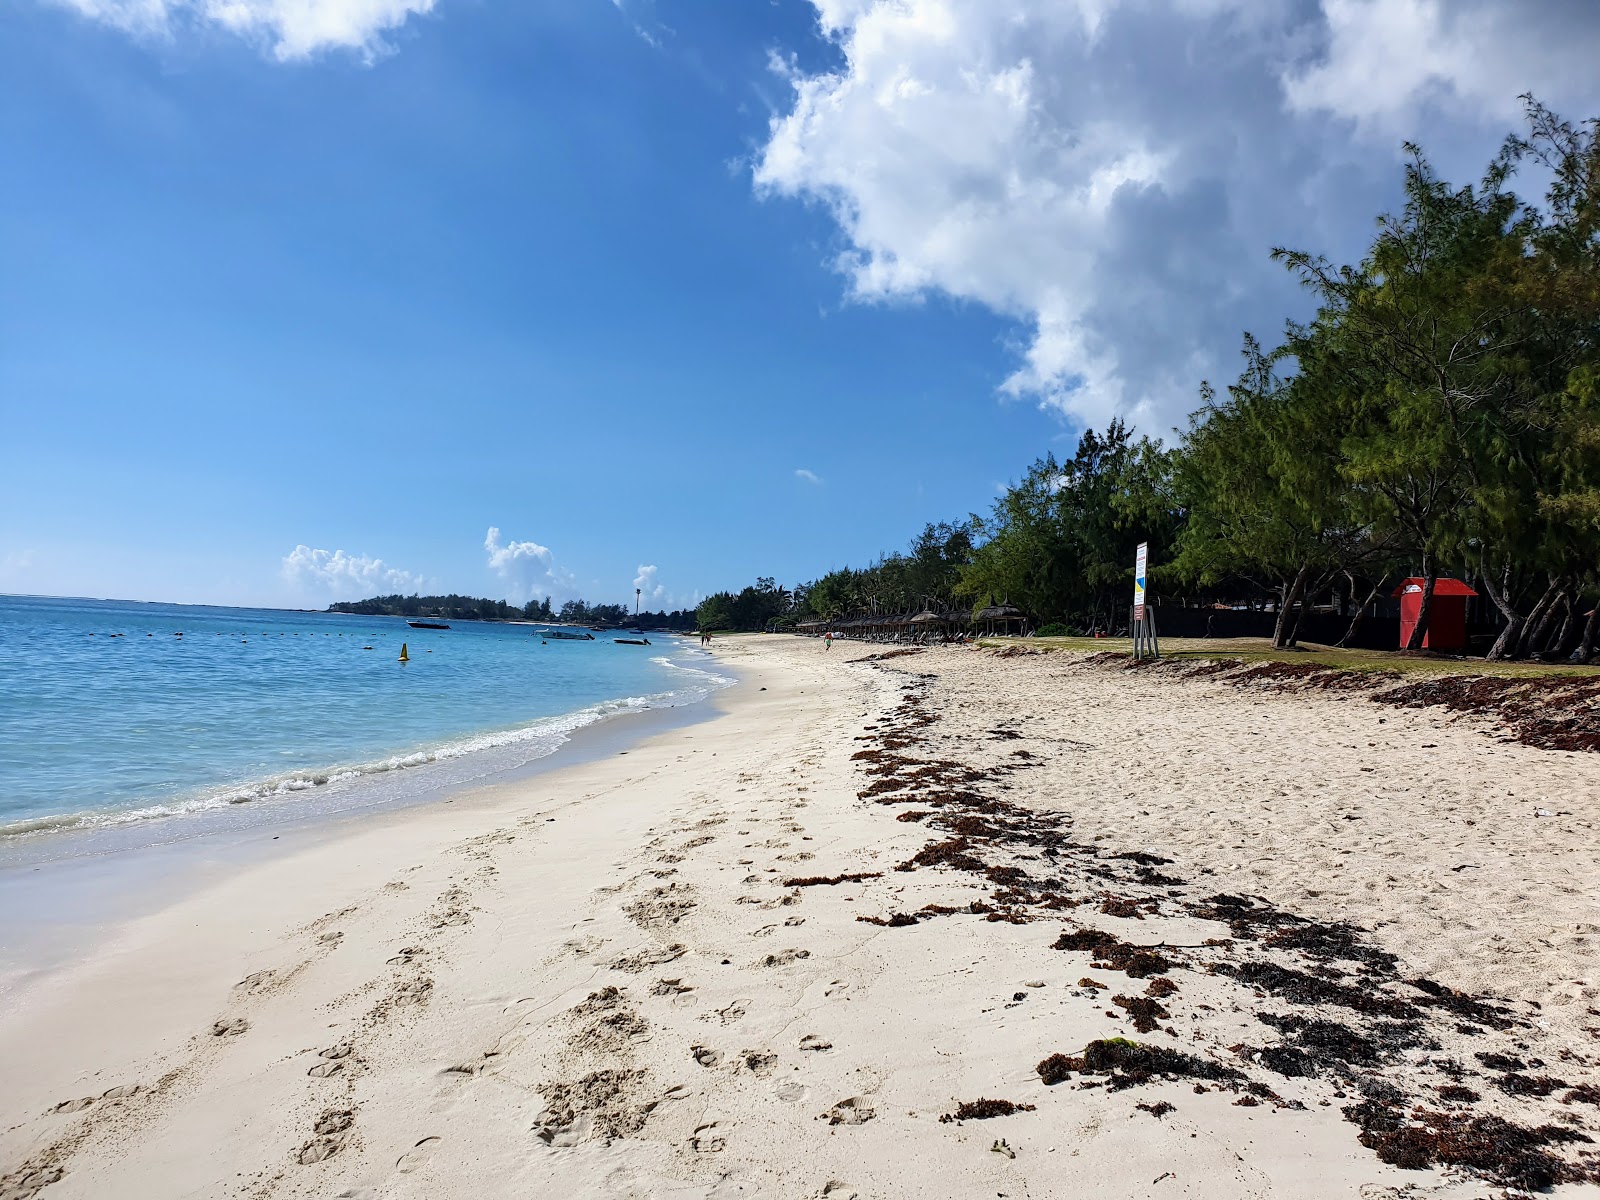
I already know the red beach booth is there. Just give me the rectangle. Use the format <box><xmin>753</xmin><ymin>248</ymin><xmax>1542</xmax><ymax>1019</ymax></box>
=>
<box><xmin>1393</xmin><ymin>578</ymin><xmax>1477</xmax><ymax>652</ymax></box>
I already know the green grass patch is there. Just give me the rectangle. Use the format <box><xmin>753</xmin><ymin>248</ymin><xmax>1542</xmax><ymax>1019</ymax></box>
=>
<box><xmin>982</xmin><ymin>635</ymin><xmax>1600</xmax><ymax>680</ymax></box>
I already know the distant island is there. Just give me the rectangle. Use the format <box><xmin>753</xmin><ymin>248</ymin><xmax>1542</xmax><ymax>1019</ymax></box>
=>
<box><xmin>328</xmin><ymin>593</ymin><xmax>698</xmax><ymax>630</ymax></box>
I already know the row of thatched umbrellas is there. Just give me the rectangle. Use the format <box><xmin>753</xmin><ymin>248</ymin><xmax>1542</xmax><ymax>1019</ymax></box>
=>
<box><xmin>788</xmin><ymin>603</ymin><xmax>1028</xmax><ymax>641</ymax></box>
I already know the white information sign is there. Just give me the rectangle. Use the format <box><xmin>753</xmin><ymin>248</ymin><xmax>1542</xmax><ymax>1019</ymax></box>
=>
<box><xmin>1133</xmin><ymin>542</ymin><xmax>1148</xmax><ymax>619</ymax></box>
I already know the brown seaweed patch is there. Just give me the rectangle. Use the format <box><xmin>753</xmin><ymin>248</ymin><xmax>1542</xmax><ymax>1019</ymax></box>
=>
<box><xmin>782</xmin><ymin>872</ymin><xmax>882</xmax><ymax>887</ymax></box>
<box><xmin>896</xmin><ymin>838</ymin><xmax>986</xmax><ymax>874</ymax></box>
<box><xmin>938</xmin><ymin>1098</ymin><xmax>1037</xmax><ymax>1123</ymax></box>
<box><xmin>1036</xmin><ymin>1039</ymin><xmax>1247</xmax><ymax>1091</ymax></box>
<box><xmin>1052</xmin><ymin>929</ymin><xmax>1173</xmax><ymax>978</ymax></box>
<box><xmin>1347</xmin><ymin>1104</ymin><xmax>1596</xmax><ymax>1190</ymax></box>
<box><xmin>1113</xmin><ymin>994</ymin><xmax>1170</xmax><ymax>1033</ymax></box>
<box><xmin>1220</xmin><ymin>961</ymin><xmax>1420</xmax><ymax>1019</ymax></box>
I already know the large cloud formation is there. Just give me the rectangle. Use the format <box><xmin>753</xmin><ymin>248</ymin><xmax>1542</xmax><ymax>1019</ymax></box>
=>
<box><xmin>49</xmin><ymin>0</ymin><xmax>435</xmax><ymax>59</ymax></box>
<box><xmin>756</xmin><ymin>0</ymin><xmax>1600</xmax><ymax>435</ymax></box>
<box><xmin>282</xmin><ymin>544</ymin><xmax>426</xmax><ymax>595</ymax></box>
<box><xmin>484</xmin><ymin>526</ymin><xmax>577</xmax><ymax>604</ymax></box>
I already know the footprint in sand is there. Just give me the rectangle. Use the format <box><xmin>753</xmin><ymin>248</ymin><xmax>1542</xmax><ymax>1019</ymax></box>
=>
<box><xmin>393</xmin><ymin>978</ymin><xmax>433</xmax><ymax>1007</ymax></box>
<box><xmin>610</xmin><ymin>944</ymin><xmax>685</xmax><ymax>973</ymax></box>
<box><xmin>297</xmin><ymin>1137</ymin><xmax>343</xmax><ymax>1165</ymax></box>
<box><xmin>757</xmin><ymin>949</ymin><xmax>810</xmax><ymax>968</ymax></box>
<box><xmin>739</xmin><ymin>1050</ymin><xmax>778</xmax><ymax>1077</ymax></box>
<box><xmin>691</xmin><ymin>1046</ymin><xmax>723</xmax><ymax>1068</ymax></box>
<box><xmin>394</xmin><ymin>1136</ymin><xmax>442</xmax><ymax>1175</ymax></box>
<box><xmin>0</xmin><ymin>1165</ymin><xmax>63</xmax><ymax>1197</ymax></box>
<box><xmin>317</xmin><ymin>931</ymin><xmax>344</xmax><ymax>945</ymax></box>
<box><xmin>798</xmin><ymin>1034</ymin><xmax>832</xmax><ymax>1052</ymax></box>
<box><xmin>824</xmin><ymin>979</ymin><xmax>851</xmax><ymax>998</ymax></box>
<box><xmin>689</xmin><ymin>1122</ymin><xmax>727</xmax><ymax>1153</ymax></box>
<box><xmin>49</xmin><ymin>1097</ymin><xmax>94</xmax><ymax>1114</ymax></box>
<box><xmin>308</xmin><ymin>1061</ymin><xmax>345</xmax><ymax>1079</ymax></box>
<box><xmin>100</xmin><ymin>1084</ymin><xmax>140</xmax><ymax>1100</ymax></box>
<box><xmin>818</xmin><ymin>1097</ymin><xmax>875</xmax><ymax>1126</ymax></box>
<box><xmin>776</xmin><ymin>1080</ymin><xmax>810</xmax><ymax>1103</ymax></box>
<box><xmin>211</xmin><ymin>1018</ymin><xmax>250</xmax><ymax>1037</ymax></box>
<box><xmin>235</xmin><ymin>970</ymin><xmax>276</xmax><ymax>993</ymax></box>
<box><xmin>650</xmin><ymin>978</ymin><xmax>693</xmax><ymax>996</ymax></box>
<box><xmin>319</xmin><ymin>1043</ymin><xmax>354</xmax><ymax>1061</ymax></box>
<box><xmin>710</xmin><ymin>999</ymin><xmax>748</xmax><ymax>1025</ymax></box>
<box><xmin>816</xmin><ymin>1183</ymin><xmax>860</xmax><ymax>1200</ymax></box>
<box><xmin>387</xmin><ymin>946</ymin><xmax>426</xmax><ymax>967</ymax></box>
<box><xmin>314</xmin><ymin>1109</ymin><xmax>355</xmax><ymax>1136</ymax></box>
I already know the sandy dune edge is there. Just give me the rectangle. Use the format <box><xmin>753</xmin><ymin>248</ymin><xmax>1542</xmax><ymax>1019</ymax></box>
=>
<box><xmin>1</xmin><ymin>638</ymin><xmax>1596</xmax><ymax>1198</ymax></box>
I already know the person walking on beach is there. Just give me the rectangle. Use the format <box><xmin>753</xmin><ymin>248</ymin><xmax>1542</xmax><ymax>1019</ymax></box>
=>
<box><xmin>824</xmin><ymin>632</ymin><xmax>833</xmax><ymax>651</ymax></box>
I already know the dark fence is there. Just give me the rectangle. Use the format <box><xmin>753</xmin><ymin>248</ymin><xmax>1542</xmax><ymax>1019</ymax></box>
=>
<box><xmin>1147</xmin><ymin>605</ymin><xmax>1508</xmax><ymax>652</ymax></box>
<box><xmin>1149</xmin><ymin>606</ymin><xmax>1394</xmax><ymax>650</ymax></box>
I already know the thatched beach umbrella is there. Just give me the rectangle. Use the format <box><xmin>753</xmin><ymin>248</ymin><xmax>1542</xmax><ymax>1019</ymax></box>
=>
<box><xmin>974</xmin><ymin>603</ymin><xmax>1027</xmax><ymax>637</ymax></box>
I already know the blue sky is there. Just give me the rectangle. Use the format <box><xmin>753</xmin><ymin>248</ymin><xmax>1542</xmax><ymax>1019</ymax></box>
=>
<box><xmin>3</xmin><ymin>0</ymin><xmax>1597</xmax><ymax>610</ymax></box>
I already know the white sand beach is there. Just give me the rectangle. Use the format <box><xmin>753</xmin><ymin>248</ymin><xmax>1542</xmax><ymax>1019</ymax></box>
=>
<box><xmin>2</xmin><ymin>637</ymin><xmax>1598</xmax><ymax>1199</ymax></box>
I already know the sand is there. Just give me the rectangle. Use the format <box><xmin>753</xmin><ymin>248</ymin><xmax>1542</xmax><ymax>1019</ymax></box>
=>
<box><xmin>1</xmin><ymin>637</ymin><xmax>1597</xmax><ymax>1199</ymax></box>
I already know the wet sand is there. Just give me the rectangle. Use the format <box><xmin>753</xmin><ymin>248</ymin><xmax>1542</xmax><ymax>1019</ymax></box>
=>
<box><xmin>1</xmin><ymin>637</ymin><xmax>1597</xmax><ymax>1198</ymax></box>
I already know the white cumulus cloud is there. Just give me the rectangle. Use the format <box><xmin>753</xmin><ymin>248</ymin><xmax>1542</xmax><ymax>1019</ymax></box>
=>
<box><xmin>484</xmin><ymin>526</ymin><xmax>577</xmax><ymax>604</ymax></box>
<box><xmin>633</xmin><ymin>563</ymin><xmax>664</xmax><ymax>601</ymax></box>
<box><xmin>794</xmin><ymin>468</ymin><xmax>822</xmax><ymax>484</ymax></box>
<box><xmin>756</xmin><ymin>0</ymin><xmax>1600</xmax><ymax>435</ymax></box>
<box><xmin>47</xmin><ymin>0</ymin><xmax>437</xmax><ymax>60</ymax></box>
<box><xmin>1283</xmin><ymin>0</ymin><xmax>1598</xmax><ymax>130</ymax></box>
<box><xmin>282</xmin><ymin>544</ymin><xmax>426</xmax><ymax>596</ymax></box>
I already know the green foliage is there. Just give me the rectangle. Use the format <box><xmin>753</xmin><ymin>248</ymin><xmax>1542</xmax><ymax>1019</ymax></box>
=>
<box><xmin>689</xmin><ymin>98</ymin><xmax>1600</xmax><ymax>661</ymax></box>
<box><xmin>957</xmin><ymin>421</ymin><xmax>1177</xmax><ymax>630</ymax></box>
<box><xmin>328</xmin><ymin>593</ymin><xmax>696</xmax><ymax>630</ymax></box>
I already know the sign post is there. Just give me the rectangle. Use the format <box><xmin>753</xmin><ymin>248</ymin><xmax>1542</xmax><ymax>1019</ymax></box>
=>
<box><xmin>1131</xmin><ymin>541</ymin><xmax>1159</xmax><ymax>660</ymax></box>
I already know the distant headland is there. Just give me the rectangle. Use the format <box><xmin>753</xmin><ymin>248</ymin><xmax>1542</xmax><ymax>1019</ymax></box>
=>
<box><xmin>327</xmin><ymin>593</ymin><xmax>698</xmax><ymax>631</ymax></box>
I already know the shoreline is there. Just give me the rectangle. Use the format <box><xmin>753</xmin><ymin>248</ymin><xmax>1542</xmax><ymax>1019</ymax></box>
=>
<box><xmin>0</xmin><ymin>659</ymin><xmax>740</xmax><ymax>998</ymax></box>
<box><xmin>1</xmin><ymin>637</ymin><xmax>1596</xmax><ymax>1198</ymax></box>
<box><xmin>0</xmin><ymin>635</ymin><xmax>730</xmax><ymax>863</ymax></box>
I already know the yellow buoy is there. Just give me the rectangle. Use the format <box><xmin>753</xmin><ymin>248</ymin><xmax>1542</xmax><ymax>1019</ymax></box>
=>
<box><xmin>399</xmin><ymin>642</ymin><xmax>410</xmax><ymax>663</ymax></box>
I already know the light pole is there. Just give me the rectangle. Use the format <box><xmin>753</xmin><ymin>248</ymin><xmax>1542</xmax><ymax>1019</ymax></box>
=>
<box><xmin>635</xmin><ymin>588</ymin><xmax>641</xmax><ymax>622</ymax></box>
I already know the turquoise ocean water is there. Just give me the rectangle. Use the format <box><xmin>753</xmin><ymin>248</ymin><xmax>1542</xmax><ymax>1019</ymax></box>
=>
<box><xmin>0</xmin><ymin>595</ymin><xmax>731</xmax><ymax>857</ymax></box>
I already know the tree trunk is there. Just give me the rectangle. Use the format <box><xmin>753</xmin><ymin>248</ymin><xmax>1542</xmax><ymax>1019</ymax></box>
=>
<box><xmin>1575</xmin><ymin>596</ymin><xmax>1600</xmax><ymax>663</ymax></box>
<box><xmin>1514</xmin><ymin>575</ymin><xmax>1563</xmax><ymax>659</ymax></box>
<box><xmin>1272</xmin><ymin>564</ymin><xmax>1313</xmax><ymax>649</ymax></box>
<box><xmin>1481</xmin><ymin>562</ymin><xmax>1524</xmax><ymax>660</ymax></box>
<box><xmin>1529</xmin><ymin>590</ymin><xmax>1570</xmax><ymax>658</ymax></box>
<box><xmin>1337</xmin><ymin>573</ymin><xmax>1387</xmax><ymax>648</ymax></box>
<box><xmin>1402</xmin><ymin>561</ymin><xmax>1437</xmax><ymax>651</ymax></box>
<box><xmin>1550</xmin><ymin>594</ymin><xmax>1579</xmax><ymax>658</ymax></box>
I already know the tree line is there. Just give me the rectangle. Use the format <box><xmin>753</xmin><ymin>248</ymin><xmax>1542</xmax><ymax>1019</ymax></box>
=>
<box><xmin>699</xmin><ymin>99</ymin><xmax>1600</xmax><ymax>662</ymax></box>
<box><xmin>328</xmin><ymin>593</ymin><xmax>697</xmax><ymax>630</ymax></box>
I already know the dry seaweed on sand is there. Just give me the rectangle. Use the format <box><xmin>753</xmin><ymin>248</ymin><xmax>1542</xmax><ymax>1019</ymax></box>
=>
<box><xmin>938</xmin><ymin>1098</ymin><xmax>1036</xmax><ymax>1123</ymax></box>
<box><xmin>848</xmin><ymin>655</ymin><xmax>1598</xmax><ymax>1188</ymax></box>
<box><xmin>1052</xmin><ymin>929</ymin><xmax>1174</xmax><ymax>978</ymax></box>
<box><xmin>781</xmin><ymin>871</ymin><xmax>882</xmax><ymax>887</ymax></box>
<box><xmin>1345</xmin><ymin>1103</ymin><xmax>1596</xmax><ymax>1190</ymax></box>
<box><xmin>1217</xmin><ymin>960</ymin><xmax>1421</xmax><ymax>1020</ymax></box>
<box><xmin>1112</xmin><ymin>994</ymin><xmax>1170</xmax><ymax>1033</ymax></box>
<box><xmin>1036</xmin><ymin>1039</ymin><xmax>1249</xmax><ymax>1092</ymax></box>
<box><xmin>856</xmin><ymin>912</ymin><xmax>923</xmax><ymax>928</ymax></box>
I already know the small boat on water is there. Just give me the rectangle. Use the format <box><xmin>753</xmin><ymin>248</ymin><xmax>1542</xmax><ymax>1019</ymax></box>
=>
<box><xmin>408</xmin><ymin>620</ymin><xmax>450</xmax><ymax>630</ymax></box>
<box><xmin>615</xmin><ymin>637</ymin><xmax>651</xmax><ymax>646</ymax></box>
<box><xmin>542</xmin><ymin>629</ymin><xmax>595</xmax><ymax>641</ymax></box>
